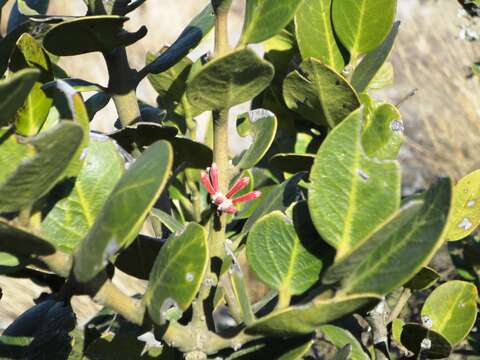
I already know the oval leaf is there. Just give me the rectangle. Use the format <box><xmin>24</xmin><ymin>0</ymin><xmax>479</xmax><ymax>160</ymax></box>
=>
<box><xmin>43</xmin><ymin>16</ymin><xmax>147</xmax><ymax>56</ymax></box>
<box><xmin>320</xmin><ymin>325</ymin><xmax>370</xmax><ymax>360</ymax></box>
<box><xmin>187</xmin><ymin>48</ymin><xmax>274</xmax><ymax>112</ymax></box>
<box><xmin>240</xmin><ymin>0</ymin><xmax>305</xmax><ymax>45</ymax></box>
<box><xmin>324</xmin><ymin>178</ymin><xmax>452</xmax><ymax>296</ymax></box>
<box><xmin>309</xmin><ymin>108</ymin><xmax>400</xmax><ymax>257</ymax></box>
<box><xmin>10</xmin><ymin>33</ymin><xmax>53</xmax><ymax>136</ymax></box>
<box><xmin>73</xmin><ymin>141</ymin><xmax>173</xmax><ymax>283</ymax></box>
<box><xmin>332</xmin><ymin>0</ymin><xmax>397</xmax><ymax>58</ymax></box>
<box><xmin>235</xmin><ymin>109</ymin><xmax>277</xmax><ymax>170</ymax></box>
<box><xmin>400</xmin><ymin>323</ymin><xmax>452</xmax><ymax>359</ymax></box>
<box><xmin>42</xmin><ymin>138</ymin><xmax>125</xmax><ymax>253</ymax></box>
<box><xmin>404</xmin><ymin>267</ymin><xmax>439</xmax><ymax>290</ymax></box>
<box><xmin>247</xmin><ymin>211</ymin><xmax>323</xmax><ymax>300</ymax></box>
<box><xmin>351</xmin><ymin>21</ymin><xmax>400</xmax><ymax>92</ymax></box>
<box><xmin>446</xmin><ymin>169</ymin><xmax>480</xmax><ymax>241</ymax></box>
<box><xmin>145</xmin><ymin>223</ymin><xmax>208</xmax><ymax>325</ymax></box>
<box><xmin>295</xmin><ymin>0</ymin><xmax>344</xmax><ymax>72</ymax></box>
<box><xmin>283</xmin><ymin>58</ymin><xmax>360</xmax><ymax>128</ymax></box>
<box><xmin>0</xmin><ymin>68</ymin><xmax>40</xmax><ymax>126</ymax></box>
<box><xmin>0</xmin><ymin>122</ymin><xmax>84</xmax><ymax>213</ymax></box>
<box><xmin>421</xmin><ymin>280</ymin><xmax>478</xmax><ymax>345</ymax></box>
<box><xmin>246</xmin><ymin>294</ymin><xmax>379</xmax><ymax>337</ymax></box>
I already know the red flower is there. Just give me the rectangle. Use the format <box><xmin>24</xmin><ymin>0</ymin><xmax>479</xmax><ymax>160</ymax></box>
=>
<box><xmin>200</xmin><ymin>163</ymin><xmax>261</xmax><ymax>214</ymax></box>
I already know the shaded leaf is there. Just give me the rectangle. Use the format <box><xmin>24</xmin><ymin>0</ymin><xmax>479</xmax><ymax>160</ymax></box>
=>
<box><xmin>43</xmin><ymin>16</ymin><xmax>147</xmax><ymax>56</ymax></box>
<box><xmin>74</xmin><ymin>141</ymin><xmax>173</xmax><ymax>283</ymax></box>
<box><xmin>246</xmin><ymin>294</ymin><xmax>380</xmax><ymax>337</ymax></box>
<box><xmin>145</xmin><ymin>223</ymin><xmax>208</xmax><ymax>325</ymax></box>
<box><xmin>270</xmin><ymin>153</ymin><xmax>315</xmax><ymax>174</ymax></box>
<box><xmin>235</xmin><ymin>109</ymin><xmax>277</xmax><ymax>170</ymax></box>
<box><xmin>170</xmin><ymin>136</ymin><xmax>213</xmax><ymax>169</ymax></box>
<box><xmin>0</xmin><ymin>68</ymin><xmax>40</xmax><ymax>127</ymax></box>
<box><xmin>246</xmin><ymin>211</ymin><xmax>322</xmax><ymax>301</ymax></box>
<box><xmin>421</xmin><ymin>280</ymin><xmax>478</xmax><ymax>345</ymax></box>
<box><xmin>319</xmin><ymin>325</ymin><xmax>370</xmax><ymax>360</ymax></box>
<box><xmin>240</xmin><ymin>0</ymin><xmax>305</xmax><ymax>45</ymax></box>
<box><xmin>8</xmin><ymin>0</ymin><xmax>49</xmax><ymax>33</ymax></box>
<box><xmin>351</xmin><ymin>21</ymin><xmax>400</xmax><ymax>92</ymax></box>
<box><xmin>187</xmin><ymin>48</ymin><xmax>274</xmax><ymax>112</ymax></box>
<box><xmin>332</xmin><ymin>0</ymin><xmax>397</xmax><ymax>58</ymax></box>
<box><xmin>400</xmin><ymin>323</ymin><xmax>452</xmax><ymax>359</ymax></box>
<box><xmin>42</xmin><ymin>138</ymin><xmax>125</xmax><ymax>253</ymax></box>
<box><xmin>0</xmin><ymin>121</ymin><xmax>84</xmax><ymax>212</ymax></box>
<box><xmin>283</xmin><ymin>58</ymin><xmax>360</xmax><ymax>128</ymax></box>
<box><xmin>295</xmin><ymin>0</ymin><xmax>344</xmax><ymax>72</ymax></box>
<box><xmin>0</xmin><ymin>219</ymin><xmax>54</xmax><ymax>256</ymax></box>
<box><xmin>404</xmin><ymin>267</ymin><xmax>439</xmax><ymax>290</ymax></box>
<box><xmin>309</xmin><ymin>108</ymin><xmax>400</xmax><ymax>257</ymax></box>
<box><xmin>324</xmin><ymin>178</ymin><xmax>452</xmax><ymax>296</ymax></box>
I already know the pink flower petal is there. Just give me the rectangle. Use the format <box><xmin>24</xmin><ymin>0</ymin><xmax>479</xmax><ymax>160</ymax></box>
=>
<box><xmin>225</xmin><ymin>177</ymin><xmax>250</xmax><ymax>199</ymax></box>
<box><xmin>232</xmin><ymin>191</ymin><xmax>261</xmax><ymax>204</ymax></box>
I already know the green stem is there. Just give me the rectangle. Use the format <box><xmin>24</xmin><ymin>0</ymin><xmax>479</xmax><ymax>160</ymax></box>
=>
<box><xmin>277</xmin><ymin>288</ymin><xmax>291</xmax><ymax>310</ymax></box>
<box><xmin>212</xmin><ymin>0</ymin><xmax>233</xmax><ymax>57</ymax></box>
<box><xmin>104</xmin><ymin>47</ymin><xmax>141</xmax><ymax>127</ymax></box>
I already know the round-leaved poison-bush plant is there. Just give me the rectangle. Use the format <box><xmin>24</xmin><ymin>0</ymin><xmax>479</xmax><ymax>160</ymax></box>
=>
<box><xmin>0</xmin><ymin>0</ymin><xmax>478</xmax><ymax>359</ymax></box>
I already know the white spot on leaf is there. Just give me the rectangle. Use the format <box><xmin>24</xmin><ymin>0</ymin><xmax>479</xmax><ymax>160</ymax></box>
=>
<box><xmin>422</xmin><ymin>315</ymin><xmax>433</xmax><ymax>329</ymax></box>
<box><xmin>390</xmin><ymin>120</ymin><xmax>404</xmax><ymax>134</ymax></box>
<box><xmin>421</xmin><ymin>338</ymin><xmax>431</xmax><ymax>350</ymax></box>
<box><xmin>185</xmin><ymin>272</ymin><xmax>194</xmax><ymax>282</ymax></box>
<box><xmin>357</xmin><ymin>168</ymin><xmax>370</xmax><ymax>181</ymax></box>
<box><xmin>458</xmin><ymin>218</ymin><xmax>473</xmax><ymax>231</ymax></box>
<box><xmin>248</xmin><ymin>108</ymin><xmax>274</xmax><ymax>123</ymax></box>
<box><xmin>467</xmin><ymin>200</ymin><xmax>476</xmax><ymax>208</ymax></box>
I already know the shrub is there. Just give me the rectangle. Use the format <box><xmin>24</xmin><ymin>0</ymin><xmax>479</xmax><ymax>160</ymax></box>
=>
<box><xmin>0</xmin><ymin>0</ymin><xmax>478</xmax><ymax>359</ymax></box>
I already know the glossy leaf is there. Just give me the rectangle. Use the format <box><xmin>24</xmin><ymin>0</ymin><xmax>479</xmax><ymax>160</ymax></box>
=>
<box><xmin>324</xmin><ymin>178</ymin><xmax>452</xmax><ymax>296</ymax></box>
<box><xmin>421</xmin><ymin>280</ymin><xmax>478</xmax><ymax>345</ymax></box>
<box><xmin>351</xmin><ymin>21</ymin><xmax>400</xmax><ymax>92</ymax></box>
<box><xmin>73</xmin><ymin>141</ymin><xmax>173</xmax><ymax>283</ymax></box>
<box><xmin>362</xmin><ymin>102</ymin><xmax>404</xmax><ymax>160</ymax></box>
<box><xmin>320</xmin><ymin>325</ymin><xmax>370</xmax><ymax>360</ymax></box>
<box><xmin>404</xmin><ymin>267</ymin><xmax>439</xmax><ymax>290</ymax></box>
<box><xmin>447</xmin><ymin>169</ymin><xmax>480</xmax><ymax>240</ymax></box>
<box><xmin>0</xmin><ymin>122</ymin><xmax>84</xmax><ymax>213</ymax></box>
<box><xmin>145</xmin><ymin>223</ymin><xmax>208</xmax><ymax>325</ymax></box>
<box><xmin>400</xmin><ymin>323</ymin><xmax>452</xmax><ymax>359</ymax></box>
<box><xmin>283</xmin><ymin>58</ymin><xmax>360</xmax><ymax>128</ymax></box>
<box><xmin>242</xmin><ymin>172</ymin><xmax>305</xmax><ymax>235</ymax></box>
<box><xmin>10</xmin><ymin>33</ymin><xmax>53</xmax><ymax>136</ymax></box>
<box><xmin>270</xmin><ymin>153</ymin><xmax>315</xmax><ymax>174</ymax></box>
<box><xmin>247</xmin><ymin>211</ymin><xmax>322</xmax><ymax>300</ymax></box>
<box><xmin>43</xmin><ymin>16</ymin><xmax>147</xmax><ymax>56</ymax></box>
<box><xmin>295</xmin><ymin>0</ymin><xmax>344</xmax><ymax>72</ymax></box>
<box><xmin>0</xmin><ymin>219</ymin><xmax>54</xmax><ymax>257</ymax></box>
<box><xmin>42</xmin><ymin>138</ymin><xmax>125</xmax><ymax>253</ymax></box>
<box><xmin>235</xmin><ymin>109</ymin><xmax>278</xmax><ymax>170</ymax></box>
<box><xmin>187</xmin><ymin>48</ymin><xmax>274</xmax><ymax>112</ymax></box>
<box><xmin>309</xmin><ymin>108</ymin><xmax>400</xmax><ymax>257</ymax></box>
<box><xmin>143</xmin><ymin>3</ymin><xmax>214</xmax><ymax>75</ymax></box>
<box><xmin>332</xmin><ymin>0</ymin><xmax>397</xmax><ymax>58</ymax></box>
<box><xmin>0</xmin><ymin>68</ymin><xmax>40</xmax><ymax>127</ymax></box>
<box><xmin>240</xmin><ymin>0</ymin><xmax>305</xmax><ymax>45</ymax></box>
<box><xmin>246</xmin><ymin>294</ymin><xmax>379</xmax><ymax>337</ymax></box>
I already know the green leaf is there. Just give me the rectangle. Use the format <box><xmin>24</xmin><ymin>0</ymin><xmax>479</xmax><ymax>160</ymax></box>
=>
<box><xmin>235</xmin><ymin>109</ymin><xmax>277</xmax><ymax>170</ymax></box>
<box><xmin>283</xmin><ymin>58</ymin><xmax>360</xmax><ymax>128</ymax></box>
<box><xmin>404</xmin><ymin>267</ymin><xmax>439</xmax><ymax>290</ymax></box>
<box><xmin>421</xmin><ymin>280</ymin><xmax>478</xmax><ymax>345</ymax></box>
<box><xmin>332</xmin><ymin>0</ymin><xmax>397</xmax><ymax>58</ymax></box>
<box><xmin>8</xmin><ymin>0</ymin><xmax>49</xmax><ymax>33</ymax></box>
<box><xmin>319</xmin><ymin>325</ymin><xmax>370</xmax><ymax>360</ymax></box>
<box><xmin>43</xmin><ymin>16</ymin><xmax>147</xmax><ymax>56</ymax></box>
<box><xmin>270</xmin><ymin>153</ymin><xmax>315</xmax><ymax>174</ymax></box>
<box><xmin>242</xmin><ymin>172</ymin><xmax>305</xmax><ymax>235</ymax></box>
<box><xmin>362</xmin><ymin>102</ymin><xmax>404</xmax><ymax>160</ymax></box>
<box><xmin>150</xmin><ymin>208</ymin><xmax>184</xmax><ymax>234</ymax></box>
<box><xmin>86</xmin><ymin>91</ymin><xmax>111</xmax><ymax>120</ymax></box>
<box><xmin>145</xmin><ymin>223</ymin><xmax>208</xmax><ymax>325</ymax></box>
<box><xmin>0</xmin><ymin>127</ymin><xmax>35</xmax><ymax>184</ymax></box>
<box><xmin>187</xmin><ymin>48</ymin><xmax>274</xmax><ymax>112</ymax></box>
<box><xmin>42</xmin><ymin>138</ymin><xmax>125</xmax><ymax>253</ymax></box>
<box><xmin>247</xmin><ymin>211</ymin><xmax>322</xmax><ymax>301</ymax></box>
<box><xmin>10</xmin><ymin>33</ymin><xmax>53</xmax><ymax>136</ymax></box>
<box><xmin>391</xmin><ymin>318</ymin><xmax>404</xmax><ymax>345</ymax></box>
<box><xmin>240</xmin><ymin>0</ymin><xmax>305</xmax><ymax>45</ymax></box>
<box><xmin>170</xmin><ymin>137</ymin><xmax>213</xmax><ymax>169</ymax></box>
<box><xmin>73</xmin><ymin>141</ymin><xmax>173</xmax><ymax>283</ymax></box>
<box><xmin>309</xmin><ymin>108</ymin><xmax>400</xmax><ymax>257</ymax></box>
<box><xmin>143</xmin><ymin>3</ymin><xmax>214</xmax><ymax>75</ymax></box>
<box><xmin>0</xmin><ymin>68</ymin><xmax>40</xmax><ymax>127</ymax></box>
<box><xmin>295</xmin><ymin>0</ymin><xmax>345</xmax><ymax>72</ymax></box>
<box><xmin>351</xmin><ymin>21</ymin><xmax>400</xmax><ymax>92</ymax></box>
<box><xmin>0</xmin><ymin>219</ymin><xmax>54</xmax><ymax>257</ymax></box>
<box><xmin>246</xmin><ymin>294</ymin><xmax>380</xmax><ymax>337</ymax></box>
<box><xmin>324</xmin><ymin>178</ymin><xmax>452</xmax><ymax>296</ymax></box>
<box><xmin>446</xmin><ymin>169</ymin><xmax>480</xmax><ymax>241</ymax></box>
<box><xmin>400</xmin><ymin>323</ymin><xmax>452</xmax><ymax>359</ymax></box>
<box><xmin>0</xmin><ymin>122</ymin><xmax>84</xmax><ymax>212</ymax></box>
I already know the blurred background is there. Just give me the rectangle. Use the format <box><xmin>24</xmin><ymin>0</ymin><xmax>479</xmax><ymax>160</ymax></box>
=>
<box><xmin>1</xmin><ymin>0</ymin><xmax>480</xmax><ymax>329</ymax></box>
